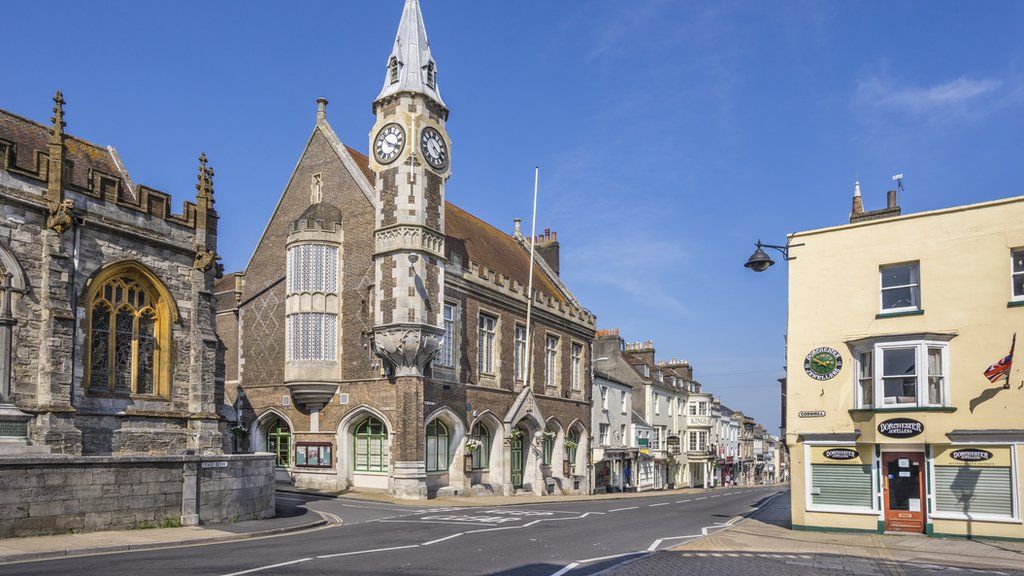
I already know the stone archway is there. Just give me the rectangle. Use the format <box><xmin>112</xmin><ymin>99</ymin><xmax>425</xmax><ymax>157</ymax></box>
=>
<box><xmin>336</xmin><ymin>405</ymin><xmax>394</xmax><ymax>491</ymax></box>
<box><xmin>502</xmin><ymin>387</ymin><xmax>546</xmax><ymax>496</ymax></box>
<box><xmin>467</xmin><ymin>411</ymin><xmax>504</xmax><ymax>495</ymax></box>
<box><xmin>253</xmin><ymin>409</ymin><xmax>294</xmax><ymax>483</ymax></box>
<box><xmin>424</xmin><ymin>406</ymin><xmax>466</xmax><ymax>497</ymax></box>
<box><xmin>566</xmin><ymin>419</ymin><xmax>590</xmax><ymax>495</ymax></box>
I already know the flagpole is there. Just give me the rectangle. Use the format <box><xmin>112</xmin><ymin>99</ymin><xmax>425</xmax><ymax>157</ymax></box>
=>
<box><xmin>522</xmin><ymin>167</ymin><xmax>539</xmax><ymax>392</ymax></box>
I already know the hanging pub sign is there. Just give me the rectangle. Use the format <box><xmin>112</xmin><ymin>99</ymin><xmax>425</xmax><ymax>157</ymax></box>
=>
<box><xmin>950</xmin><ymin>449</ymin><xmax>993</xmax><ymax>462</ymax></box>
<box><xmin>877</xmin><ymin>418</ymin><xmax>923</xmax><ymax>439</ymax></box>
<box><xmin>666</xmin><ymin>435</ymin><xmax>681</xmax><ymax>455</ymax></box>
<box><xmin>823</xmin><ymin>448</ymin><xmax>859</xmax><ymax>460</ymax></box>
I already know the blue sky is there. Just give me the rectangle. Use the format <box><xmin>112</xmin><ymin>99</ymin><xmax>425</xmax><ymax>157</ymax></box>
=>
<box><xmin>5</xmin><ymin>1</ymin><xmax>1023</xmax><ymax>433</ymax></box>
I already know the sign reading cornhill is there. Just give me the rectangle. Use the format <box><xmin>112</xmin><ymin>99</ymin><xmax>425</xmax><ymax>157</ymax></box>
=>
<box><xmin>823</xmin><ymin>448</ymin><xmax>859</xmax><ymax>460</ymax></box>
<box><xmin>877</xmin><ymin>418</ymin><xmax>924</xmax><ymax>439</ymax></box>
<box><xmin>951</xmin><ymin>449</ymin><xmax>993</xmax><ymax>462</ymax></box>
<box><xmin>798</xmin><ymin>410</ymin><xmax>826</xmax><ymax>418</ymax></box>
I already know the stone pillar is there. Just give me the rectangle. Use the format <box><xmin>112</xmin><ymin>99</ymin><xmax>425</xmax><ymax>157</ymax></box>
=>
<box><xmin>181</xmin><ymin>460</ymin><xmax>200</xmax><ymax>526</ymax></box>
<box><xmin>389</xmin><ymin>376</ymin><xmax>426</xmax><ymax>499</ymax></box>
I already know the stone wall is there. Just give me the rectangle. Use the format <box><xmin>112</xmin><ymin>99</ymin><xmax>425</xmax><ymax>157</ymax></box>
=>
<box><xmin>0</xmin><ymin>453</ymin><xmax>274</xmax><ymax>538</ymax></box>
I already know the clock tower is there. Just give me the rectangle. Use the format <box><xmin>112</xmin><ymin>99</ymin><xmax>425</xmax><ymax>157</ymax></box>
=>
<box><xmin>370</xmin><ymin>0</ymin><xmax>450</xmax><ymax>499</ymax></box>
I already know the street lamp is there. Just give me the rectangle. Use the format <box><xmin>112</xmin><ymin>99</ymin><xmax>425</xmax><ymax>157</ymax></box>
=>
<box><xmin>743</xmin><ymin>241</ymin><xmax>798</xmax><ymax>272</ymax></box>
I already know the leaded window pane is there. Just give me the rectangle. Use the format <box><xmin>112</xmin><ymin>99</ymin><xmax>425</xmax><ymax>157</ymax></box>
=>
<box><xmin>354</xmin><ymin>417</ymin><xmax>388</xmax><ymax>472</ymax></box>
<box><xmin>136</xmin><ymin>312</ymin><xmax>156</xmax><ymax>394</ymax></box>
<box><xmin>514</xmin><ymin>325</ymin><xmax>526</xmax><ymax>382</ymax></box>
<box><xmin>89</xmin><ymin>304</ymin><xmax>111</xmax><ymax>390</ymax></box>
<box><xmin>287</xmin><ymin>313</ymin><xmax>337</xmax><ymax>361</ymax></box>
<box><xmin>288</xmin><ymin>244</ymin><xmax>339</xmax><ymax>294</ymax></box>
<box><xmin>114</xmin><ymin>309</ymin><xmax>134</xmax><ymax>394</ymax></box>
<box><xmin>435</xmin><ymin>304</ymin><xmax>454</xmax><ymax>367</ymax></box>
<box><xmin>478</xmin><ymin>314</ymin><xmax>495</xmax><ymax>374</ymax></box>
<box><xmin>546</xmin><ymin>336</ymin><xmax>559</xmax><ymax>388</ymax></box>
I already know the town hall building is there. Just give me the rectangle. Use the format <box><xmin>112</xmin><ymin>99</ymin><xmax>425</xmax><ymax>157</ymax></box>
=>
<box><xmin>218</xmin><ymin>0</ymin><xmax>596</xmax><ymax>498</ymax></box>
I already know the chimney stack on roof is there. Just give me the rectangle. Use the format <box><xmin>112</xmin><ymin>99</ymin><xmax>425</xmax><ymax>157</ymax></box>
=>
<box><xmin>849</xmin><ymin>179</ymin><xmax>902</xmax><ymax>224</ymax></box>
<box><xmin>316</xmin><ymin>97</ymin><xmax>328</xmax><ymax>122</ymax></box>
<box><xmin>513</xmin><ymin>218</ymin><xmax>522</xmax><ymax>236</ymax></box>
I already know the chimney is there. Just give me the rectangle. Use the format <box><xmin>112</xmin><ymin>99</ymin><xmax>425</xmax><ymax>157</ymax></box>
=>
<box><xmin>513</xmin><ymin>218</ymin><xmax>522</xmax><ymax>236</ymax></box>
<box><xmin>851</xmin><ymin>181</ymin><xmax>863</xmax><ymax>217</ymax></box>
<box><xmin>887</xmin><ymin>189</ymin><xmax>898</xmax><ymax>209</ymax></box>
<box><xmin>534</xmin><ymin>228</ymin><xmax>560</xmax><ymax>276</ymax></box>
<box><xmin>316</xmin><ymin>97</ymin><xmax>328</xmax><ymax>122</ymax></box>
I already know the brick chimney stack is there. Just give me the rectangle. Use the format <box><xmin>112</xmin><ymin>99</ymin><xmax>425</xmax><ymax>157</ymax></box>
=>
<box><xmin>534</xmin><ymin>227</ymin><xmax>560</xmax><ymax>276</ymax></box>
<box><xmin>849</xmin><ymin>180</ymin><xmax>902</xmax><ymax>224</ymax></box>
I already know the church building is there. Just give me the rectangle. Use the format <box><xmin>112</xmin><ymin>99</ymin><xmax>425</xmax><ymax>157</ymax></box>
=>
<box><xmin>219</xmin><ymin>0</ymin><xmax>596</xmax><ymax>498</ymax></box>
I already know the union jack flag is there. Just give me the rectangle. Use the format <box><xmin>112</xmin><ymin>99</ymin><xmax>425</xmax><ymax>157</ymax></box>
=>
<box><xmin>984</xmin><ymin>334</ymin><xmax>1015</xmax><ymax>383</ymax></box>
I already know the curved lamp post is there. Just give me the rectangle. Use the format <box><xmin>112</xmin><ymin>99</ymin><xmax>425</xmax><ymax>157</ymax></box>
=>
<box><xmin>743</xmin><ymin>241</ymin><xmax>799</xmax><ymax>272</ymax></box>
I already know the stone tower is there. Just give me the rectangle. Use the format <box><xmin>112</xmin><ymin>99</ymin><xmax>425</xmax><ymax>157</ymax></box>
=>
<box><xmin>370</xmin><ymin>0</ymin><xmax>449</xmax><ymax>499</ymax></box>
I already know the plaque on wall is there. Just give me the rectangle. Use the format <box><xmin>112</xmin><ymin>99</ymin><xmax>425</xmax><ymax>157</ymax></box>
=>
<box><xmin>877</xmin><ymin>418</ymin><xmax>923</xmax><ymax>439</ymax></box>
<box><xmin>950</xmin><ymin>449</ymin><xmax>993</xmax><ymax>462</ymax></box>
<box><xmin>823</xmin><ymin>448</ymin><xmax>859</xmax><ymax>460</ymax></box>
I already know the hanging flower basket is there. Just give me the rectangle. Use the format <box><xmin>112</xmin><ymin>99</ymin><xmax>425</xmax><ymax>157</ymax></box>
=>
<box><xmin>565</xmin><ymin>440</ymin><xmax>578</xmax><ymax>451</ymax></box>
<box><xmin>504</xmin><ymin>428</ymin><xmax>523</xmax><ymax>446</ymax></box>
<box><xmin>230</xmin><ymin>423</ymin><xmax>249</xmax><ymax>438</ymax></box>
<box><xmin>542</xmin><ymin>431</ymin><xmax>557</xmax><ymax>440</ymax></box>
<box><xmin>466</xmin><ymin>438</ymin><xmax>484</xmax><ymax>452</ymax></box>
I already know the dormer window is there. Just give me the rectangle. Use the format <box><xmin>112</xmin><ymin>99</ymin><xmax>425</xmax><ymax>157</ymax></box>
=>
<box><xmin>389</xmin><ymin>57</ymin><xmax>400</xmax><ymax>85</ymax></box>
<box><xmin>425</xmin><ymin>61</ymin><xmax>436</xmax><ymax>89</ymax></box>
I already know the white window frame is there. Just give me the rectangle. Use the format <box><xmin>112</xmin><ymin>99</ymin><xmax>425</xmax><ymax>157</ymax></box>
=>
<box><xmin>803</xmin><ymin>442</ymin><xmax>880</xmax><ymax>516</ymax></box>
<box><xmin>927</xmin><ymin>444</ymin><xmax>1021</xmax><ymax>524</ymax></box>
<box><xmin>570</xmin><ymin>343</ymin><xmax>583</xmax><ymax>391</ymax></box>
<box><xmin>853</xmin><ymin>339</ymin><xmax>950</xmax><ymax>409</ymax></box>
<box><xmin>514</xmin><ymin>324</ymin><xmax>527</xmax><ymax>383</ymax></box>
<box><xmin>287</xmin><ymin>243</ymin><xmax>339</xmax><ymax>294</ymax></box>
<box><xmin>879</xmin><ymin>261</ymin><xmax>921</xmax><ymax>314</ymax></box>
<box><xmin>654</xmin><ymin>394</ymin><xmax>660</xmax><ymax>416</ymax></box>
<box><xmin>434</xmin><ymin>302</ymin><xmax>457</xmax><ymax>369</ymax></box>
<box><xmin>477</xmin><ymin>313</ymin><xmax>497</xmax><ymax>375</ymax></box>
<box><xmin>600</xmin><ymin>386</ymin><xmax>608</xmax><ymax>411</ymax></box>
<box><xmin>545</xmin><ymin>334</ymin><xmax>560</xmax><ymax>389</ymax></box>
<box><xmin>1012</xmin><ymin>248</ymin><xmax>1024</xmax><ymax>302</ymax></box>
<box><xmin>599</xmin><ymin>423</ymin><xmax>610</xmax><ymax>446</ymax></box>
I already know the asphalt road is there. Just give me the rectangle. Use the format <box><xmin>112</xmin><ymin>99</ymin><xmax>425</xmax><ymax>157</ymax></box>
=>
<box><xmin>0</xmin><ymin>486</ymin><xmax>784</xmax><ymax>576</ymax></box>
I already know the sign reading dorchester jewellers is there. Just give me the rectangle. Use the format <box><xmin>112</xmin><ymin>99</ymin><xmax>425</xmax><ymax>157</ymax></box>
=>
<box><xmin>877</xmin><ymin>418</ymin><xmax>924</xmax><ymax>439</ymax></box>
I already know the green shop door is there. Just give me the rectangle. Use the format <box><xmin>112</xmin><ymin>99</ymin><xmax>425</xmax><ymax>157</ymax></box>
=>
<box><xmin>511</xmin><ymin>435</ymin><xmax>524</xmax><ymax>490</ymax></box>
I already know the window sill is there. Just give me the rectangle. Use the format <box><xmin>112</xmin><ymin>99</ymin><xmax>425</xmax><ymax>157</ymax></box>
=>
<box><xmin>930</xmin><ymin>512</ymin><xmax>1021</xmax><ymax>524</ymax></box>
<box><xmin>1008</xmin><ymin>300</ymin><xmax>1024</xmax><ymax>308</ymax></box>
<box><xmin>875</xmin><ymin>309</ymin><xmax>924</xmax><ymax>319</ymax></box>
<box><xmin>849</xmin><ymin>406</ymin><xmax>956</xmax><ymax>414</ymax></box>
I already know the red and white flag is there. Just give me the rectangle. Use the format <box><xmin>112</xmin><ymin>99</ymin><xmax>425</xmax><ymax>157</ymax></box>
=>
<box><xmin>984</xmin><ymin>334</ymin><xmax>1015</xmax><ymax>383</ymax></box>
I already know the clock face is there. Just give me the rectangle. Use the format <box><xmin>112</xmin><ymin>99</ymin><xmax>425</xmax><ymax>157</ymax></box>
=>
<box><xmin>420</xmin><ymin>126</ymin><xmax>449</xmax><ymax>170</ymax></box>
<box><xmin>804</xmin><ymin>347</ymin><xmax>843</xmax><ymax>381</ymax></box>
<box><xmin>373</xmin><ymin>123</ymin><xmax>405</xmax><ymax>164</ymax></box>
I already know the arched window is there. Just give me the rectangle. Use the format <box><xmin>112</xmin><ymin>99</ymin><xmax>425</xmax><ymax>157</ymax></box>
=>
<box><xmin>470</xmin><ymin>422</ymin><xmax>490</xmax><ymax>470</ymax></box>
<box><xmin>354</xmin><ymin>417</ymin><xmax>388</xmax><ymax>473</ymax></box>
<box><xmin>425</xmin><ymin>419</ymin><xmax>449</xmax><ymax>472</ymax></box>
<box><xmin>566</xmin><ymin>429</ymin><xmax>579</xmax><ymax>467</ymax></box>
<box><xmin>86</xmin><ymin>267</ymin><xmax>172</xmax><ymax>397</ymax></box>
<box><xmin>542</xmin><ymin>433</ymin><xmax>555</xmax><ymax>466</ymax></box>
<box><xmin>265</xmin><ymin>417</ymin><xmax>291</xmax><ymax>468</ymax></box>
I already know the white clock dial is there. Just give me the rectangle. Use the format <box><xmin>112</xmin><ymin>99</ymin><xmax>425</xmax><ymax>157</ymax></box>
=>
<box><xmin>374</xmin><ymin>123</ymin><xmax>405</xmax><ymax>164</ymax></box>
<box><xmin>420</xmin><ymin>126</ymin><xmax>448</xmax><ymax>170</ymax></box>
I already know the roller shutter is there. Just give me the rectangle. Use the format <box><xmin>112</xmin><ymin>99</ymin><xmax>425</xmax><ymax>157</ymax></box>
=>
<box><xmin>811</xmin><ymin>464</ymin><xmax>872</xmax><ymax>508</ymax></box>
<box><xmin>934</xmin><ymin>466</ymin><xmax>1012</xmax><ymax>517</ymax></box>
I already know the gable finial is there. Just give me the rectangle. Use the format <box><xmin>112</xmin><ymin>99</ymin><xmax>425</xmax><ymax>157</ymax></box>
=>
<box><xmin>50</xmin><ymin>90</ymin><xmax>66</xmax><ymax>144</ymax></box>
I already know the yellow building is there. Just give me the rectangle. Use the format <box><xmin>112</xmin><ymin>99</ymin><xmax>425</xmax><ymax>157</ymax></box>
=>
<box><xmin>785</xmin><ymin>187</ymin><xmax>1024</xmax><ymax>539</ymax></box>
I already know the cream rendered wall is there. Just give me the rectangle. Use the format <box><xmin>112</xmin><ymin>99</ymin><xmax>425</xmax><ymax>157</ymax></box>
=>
<box><xmin>786</xmin><ymin>195</ymin><xmax>1024</xmax><ymax>534</ymax></box>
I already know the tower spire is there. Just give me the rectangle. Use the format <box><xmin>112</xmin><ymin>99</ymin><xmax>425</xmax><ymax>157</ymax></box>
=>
<box><xmin>376</xmin><ymin>0</ymin><xmax>445</xmax><ymax>108</ymax></box>
<box><xmin>196</xmin><ymin>152</ymin><xmax>214</xmax><ymax>206</ymax></box>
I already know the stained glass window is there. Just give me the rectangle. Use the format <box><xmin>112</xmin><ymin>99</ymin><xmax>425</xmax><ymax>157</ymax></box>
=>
<box><xmin>86</xmin><ymin>269</ymin><xmax>165</xmax><ymax>396</ymax></box>
<box><xmin>287</xmin><ymin>244</ymin><xmax>338</xmax><ymax>294</ymax></box>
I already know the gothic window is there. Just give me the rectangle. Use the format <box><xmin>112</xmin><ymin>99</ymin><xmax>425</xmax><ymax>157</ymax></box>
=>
<box><xmin>354</xmin><ymin>417</ymin><xmax>388</xmax><ymax>472</ymax></box>
<box><xmin>566</xmin><ymin>429</ymin><xmax>579</xmax><ymax>467</ymax></box>
<box><xmin>287</xmin><ymin>313</ymin><xmax>337</xmax><ymax>362</ymax></box>
<box><xmin>470</xmin><ymin>422</ymin><xmax>490</xmax><ymax>470</ymax></box>
<box><xmin>545</xmin><ymin>334</ymin><xmax>560</xmax><ymax>388</ymax></box>
<box><xmin>570</xmin><ymin>343</ymin><xmax>583</xmax><ymax>391</ymax></box>
<box><xmin>287</xmin><ymin>244</ymin><xmax>338</xmax><ymax>294</ymax></box>
<box><xmin>389</xmin><ymin>57</ymin><xmax>400</xmax><ymax>85</ymax></box>
<box><xmin>265</xmin><ymin>417</ymin><xmax>291</xmax><ymax>468</ymax></box>
<box><xmin>425</xmin><ymin>419</ymin><xmax>449</xmax><ymax>472</ymax></box>
<box><xmin>477</xmin><ymin>313</ymin><xmax>496</xmax><ymax>375</ymax></box>
<box><xmin>514</xmin><ymin>324</ymin><xmax>527</xmax><ymax>383</ymax></box>
<box><xmin>425</xmin><ymin>61</ymin><xmax>436</xmax><ymax>89</ymax></box>
<box><xmin>85</xmin><ymin>266</ymin><xmax>172</xmax><ymax>397</ymax></box>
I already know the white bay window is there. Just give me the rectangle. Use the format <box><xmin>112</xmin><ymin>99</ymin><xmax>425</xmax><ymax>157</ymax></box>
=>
<box><xmin>287</xmin><ymin>313</ymin><xmax>337</xmax><ymax>361</ymax></box>
<box><xmin>287</xmin><ymin>244</ymin><xmax>338</xmax><ymax>293</ymax></box>
<box><xmin>854</xmin><ymin>339</ymin><xmax>949</xmax><ymax>409</ymax></box>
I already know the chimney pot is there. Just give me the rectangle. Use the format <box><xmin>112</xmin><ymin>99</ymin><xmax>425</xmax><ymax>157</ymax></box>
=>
<box><xmin>887</xmin><ymin>189</ymin><xmax>898</xmax><ymax>209</ymax></box>
<box><xmin>316</xmin><ymin>97</ymin><xmax>328</xmax><ymax>122</ymax></box>
<box><xmin>513</xmin><ymin>218</ymin><xmax>522</xmax><ymax>235</ymax></box>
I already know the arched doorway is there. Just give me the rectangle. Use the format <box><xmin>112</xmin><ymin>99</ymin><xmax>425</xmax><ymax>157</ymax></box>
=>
<box><xmin>336</xmin><ymin>407</ymin><xmax>393</xmax><ymax>491</ymax></box>
<box><xmin>467</xmin><ymin>412</ymin><xmax>504</xmax><ymax>493</ymax></box>
<box><xmin>265</xmin><ymin>417</ymin><xmax>291</xmax><ymax>468</ymax></box>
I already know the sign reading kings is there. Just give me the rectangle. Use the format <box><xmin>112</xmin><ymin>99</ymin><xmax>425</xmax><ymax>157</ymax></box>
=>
<box><xmin>877</xmin><ymin>418</ymin><xmax>924</xmax><ymax>439</ymax></box>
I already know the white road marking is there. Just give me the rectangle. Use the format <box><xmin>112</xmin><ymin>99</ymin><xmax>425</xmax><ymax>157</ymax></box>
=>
<box><xmin>422</xmin><ymin>532</ymin><xmax>463</xmax><ymax>546</ymax></box>
<box><xmin>316</xmin><ymin>544</ymin><xmax>420</xmax><ymax>559</ymax></box>
<box><xmin>220</xmin><ymin>557</ymin><xmax>313</xmax><ymax>576</ymax></box>
<box><xmin>576</xmin><ymin>551</ymin><xmax>648</xmax><ymax>564</ymax></box>
<box><xmin>648</xmin><ymin>503</ymin><xmax>669</xmax><ymax>507</ymax></box>
<box><xmin>379</xmin><ymin>519</ymin><xmax>494</xmax><ymax>526</ymax></box>
<box><xmin>522</xmin><ymin>520</ymin><xmax>542</xmax><ymax>527</ymax></box>
<box><xmin>695</xmin><ymin>497</ymin><xmax>707</xmax><ymax>500</ymax></box>
<box><xmin>676</xmin><ymin>499</ymin><xmax>691</xmax><ymax>503</ymax></box>
<box><xmin>550</xmin><ymin>562</ymin><xmax>580</xmax><ymax>576</ymax></box>
<box><xmin>608</xmin><ymin>506</ymin><xmax>638</xmax><ymax>512</ymax></box>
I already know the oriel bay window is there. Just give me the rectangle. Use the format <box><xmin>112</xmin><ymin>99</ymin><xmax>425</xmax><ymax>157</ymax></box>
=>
<box><xmin>86</xmin><ymin>265</ymin><xmax>173</xmax><ymax>398</ymax></box>
<box><xmin>287</xmin><ymin>243</ymin><xmax>338</xmax><ymax>293</ymax></box>
<box><xmin>853</xmin><ymin>339</ymin><xmax>949</xmax><ymax>408</ymax></box>
<box><xmin>287</xmin><ymin>313</ymin><xmax>337</xmax><ymax>361</ymax></box>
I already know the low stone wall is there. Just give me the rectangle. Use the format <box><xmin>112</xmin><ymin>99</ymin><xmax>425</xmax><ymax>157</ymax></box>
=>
<box><xmin>0</xmin><ymin>453</ymin><xmax>275</xmax><ymax>538</ymax></box>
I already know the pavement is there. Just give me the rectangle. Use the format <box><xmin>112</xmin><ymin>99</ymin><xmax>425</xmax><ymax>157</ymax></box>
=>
<box><xmin>0</xmin><ymin>484</ymin><xmax>785</xmax><ymax>575</ymax></box>
<box><xmin>606</xmin><ymin>490</ymin><xmax>1024</xmax><ymax>576</ymax></box>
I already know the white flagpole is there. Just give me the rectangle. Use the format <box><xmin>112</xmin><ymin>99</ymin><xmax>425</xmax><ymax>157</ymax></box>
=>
<box><xmin>522</xmin><ymin>167</ymin><xmax>539</xmax><ymax>391</ymax></box>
